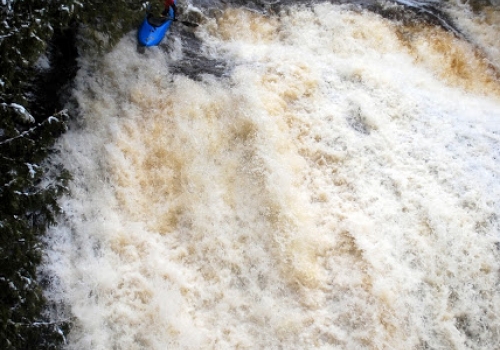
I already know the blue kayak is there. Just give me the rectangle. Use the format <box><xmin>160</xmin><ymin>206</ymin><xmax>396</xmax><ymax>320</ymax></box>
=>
<box><xmin>137</xmin><ymin>5</ymin><xmax>175</xmax><ymax>47</ymax></box>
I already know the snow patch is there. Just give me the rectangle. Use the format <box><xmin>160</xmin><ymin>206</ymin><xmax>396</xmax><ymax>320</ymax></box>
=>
<box><xmin>5</xmin><ymin>103</ymin><xmax>35</xmax><ymax>123</ymax></box>
<box><xmin>35</xmin><ymin>54</ymin><xmax>51</xmax><ymax>70</ymax></box>
<box><xmin>26</xmin><ymin>163</ymin><xmax>38</xmax><ymax>179</ymax></box>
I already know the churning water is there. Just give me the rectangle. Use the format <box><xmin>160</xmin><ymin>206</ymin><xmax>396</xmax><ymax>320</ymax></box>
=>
<box><xmin>44</xmin><ymin>1</ymin><xmax>500</xmax><ymax>349</ymax></box>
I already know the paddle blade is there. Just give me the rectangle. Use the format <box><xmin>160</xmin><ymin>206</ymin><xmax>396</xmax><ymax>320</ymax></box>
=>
<box><xmin>179</xmin><ymin>20</ymin><xmax>199</xmax><ymax>27</ymax></box>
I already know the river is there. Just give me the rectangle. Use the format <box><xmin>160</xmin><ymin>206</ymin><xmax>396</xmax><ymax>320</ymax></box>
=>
<box><xmin>44</xmin><ymin>0</ymin><xmax>500</xmax><ymax>348</ymax></box>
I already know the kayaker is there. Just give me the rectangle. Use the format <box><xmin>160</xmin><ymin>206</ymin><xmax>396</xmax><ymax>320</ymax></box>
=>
<box><xmin>161</xmin><ymin>0</ymin><xmax>177</xmax><ymax>20</ymax></box>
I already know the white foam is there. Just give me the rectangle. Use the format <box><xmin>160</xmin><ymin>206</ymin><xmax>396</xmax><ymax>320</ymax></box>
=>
<box><xmin>44</xmin><ymin>3</ymin><xmax>500</xmax><ymax>349</ymax></box>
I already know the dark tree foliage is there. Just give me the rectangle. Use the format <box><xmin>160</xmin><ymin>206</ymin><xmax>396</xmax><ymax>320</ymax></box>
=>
<box><xmin>0</xmin><ymin>112</ymin><xmax>71</xmax><ymax>350</ymax></box>
<box><xmin>0</xmin><ymin>1</ymin><xmax>74</xmax><ymax>348</ymax></box>
<box><xmin>0</xmin><ymin>0</ymin><xmax>145</xmax><ymax>348</ymax></box>
<box><xmin>73</xmin><ymin>0</ymin><xmax>145</xmax><ymax>48</ymax></box>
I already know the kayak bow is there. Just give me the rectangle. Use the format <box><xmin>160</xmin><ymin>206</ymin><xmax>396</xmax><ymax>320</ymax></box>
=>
<box><xmin>137</xmin><ymin>4</ymin><xmax>175</xmax><ymax>47</ymax></box>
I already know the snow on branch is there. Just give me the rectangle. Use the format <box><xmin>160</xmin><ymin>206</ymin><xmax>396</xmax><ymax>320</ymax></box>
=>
<box><xmin>3</xmin><ymin>102</ymin><xmax>35</xmax><ymax>123</ymax></box>
<box><xmin>0</xmin><ymin>109</ymin><xmax>67</xmax><ymax>145</ymax></box>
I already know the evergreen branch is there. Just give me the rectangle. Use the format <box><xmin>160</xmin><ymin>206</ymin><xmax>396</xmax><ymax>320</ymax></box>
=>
<box><xmin>0</xmin><ymin>110</ymin><xmax>67</xmax><ymax>146</ymax></box>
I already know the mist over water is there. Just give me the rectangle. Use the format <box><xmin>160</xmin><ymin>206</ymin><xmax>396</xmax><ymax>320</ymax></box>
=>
<box><xmin>44</xmin><ymin>1</ymin><xmax>500</xmax><ymax>349</ymax></box>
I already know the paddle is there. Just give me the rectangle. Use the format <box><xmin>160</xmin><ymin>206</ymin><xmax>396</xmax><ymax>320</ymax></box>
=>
<box><xmin>175</xmin><ymin>19</ymin><xmax>199</xmax><ymax>27</ymax></box>
<box><xmin>169</xmin><ymin>18</ymin><xmax>199</xmax><ymax>27</ymax></box>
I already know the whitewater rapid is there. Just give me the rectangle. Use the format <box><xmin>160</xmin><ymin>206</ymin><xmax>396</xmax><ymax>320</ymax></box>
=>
<box><xmin>45</xmin><ymin>2</ymin><xmax>500</xmax><ymax>349</ymax></box>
